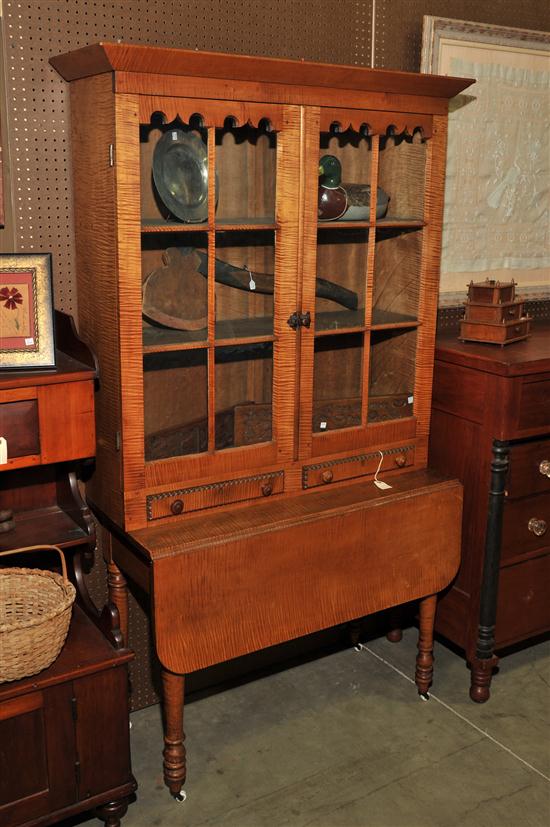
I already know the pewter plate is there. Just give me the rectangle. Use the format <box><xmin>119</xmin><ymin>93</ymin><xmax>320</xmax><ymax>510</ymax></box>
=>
<box><xmin>153</xmin><ymin>129</ymin><xmax>214</xmax><ymax>223</ymax></box>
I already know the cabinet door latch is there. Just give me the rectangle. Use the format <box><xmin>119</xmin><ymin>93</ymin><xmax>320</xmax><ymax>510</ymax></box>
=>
<box><xmin>287</xmin><ymin>310</ymin><xmax>311</xmax><ymax>330</ymax></box>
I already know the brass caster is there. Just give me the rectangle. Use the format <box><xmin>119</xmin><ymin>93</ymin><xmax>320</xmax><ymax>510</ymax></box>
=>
<box><xmin>173</xmin><ymin>791</ymin><xmax>187</xmax><ymax>803</ymax></box>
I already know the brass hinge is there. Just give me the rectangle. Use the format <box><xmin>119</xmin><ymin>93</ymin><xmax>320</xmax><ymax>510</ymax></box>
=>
<box><xmin>71</xmin><ymin>696</ymin><xmax>78</xmax><ymax>722</ymax></box>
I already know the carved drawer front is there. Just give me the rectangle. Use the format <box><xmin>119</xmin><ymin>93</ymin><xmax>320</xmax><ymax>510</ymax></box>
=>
<box><xmin>302</xmin><ymin>445</ymin><xmax>414</xmax><ymax>489</ymax></box>
<box><xmin>501</xmin><ymin>492</ymin><xmax>550</xmax><ymax>562</ymax></box>
<box><xmin>0</xmin><ymin>398</ymin><xmax>40</xmax><ymax>459</ymax></box>
<box><xmin>507</xmin><ymin>438</ymin><xmax>550</xmax><ymax>498</ymax></box>
<box><xmin>147</xmin><ymin>471</ymin><xmax>284</xmax><ymax>520</ymax></box>
<box><xmin>518</xmin><ymin>378</ymin><xmax>550</xmax><ymax>431</ymax></box>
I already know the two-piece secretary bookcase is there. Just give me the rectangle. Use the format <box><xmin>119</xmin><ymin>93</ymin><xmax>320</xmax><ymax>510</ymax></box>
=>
<box><xmin>51</xmin><ymin>43</ymin><xmax>472</xmax><ymax>796</ymax></box>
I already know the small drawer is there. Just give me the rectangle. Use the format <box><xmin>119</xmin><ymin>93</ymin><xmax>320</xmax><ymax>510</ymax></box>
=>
<box><xmin>464</xmin><ymin>300</ymin><xmax>523</xmax><ymax>324</ymax></box>
<box><xmin>146</xmin><ymin>471</ymin><xmax>284</xmax><ymax>520</ymax></box>
<box><xmin>303</xmin><ymin>446</ymin><xmax>414</xmax><ymax>489</ymax></box>
<box><xmin>507</xmin><ymin>438</ymin><xmax>550</xmax><ymax>498</ymax></box>
<box><xmin>459</xmin><ymin>317</ymin><xmax>530</xmax><ymax>345</ymax></box>
<box><xmin>501</xmin><ymin>492</ymin><xmax>550</xmax><ymax>562</ymax></box>
<box><xmin>0</xmin><ymin>399</ymin><xmax>40</xmax><ymax>460</ymax></box>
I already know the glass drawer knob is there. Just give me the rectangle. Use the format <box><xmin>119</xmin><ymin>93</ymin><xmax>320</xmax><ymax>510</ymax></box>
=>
<box><xmin>261</xmin><ymin>483</ymin><xmax>273</xmax><ymax>497</ymax></box>
<box><xmin>528</xmin><ymin>517</ymin><xmax>547</xmax><ymax>537</ymax></box>
<box><xmin>539</xmin><ymin>459</ymin><xmax>550</xmax><ymax>478</ymax></box>
<box><xmin>171</xmin><ymin>499</ymin><xmax>184</xmax><ymax>515</ymax></box>
<box><xmin>394</xmin><ymin>454</ymin><xmax>407</xmax><ymax>468</ymax></box>
<box><xmin>322</xmin><ymin>469</ymin><xmax>333</xmax><ymax>484</ymax></box>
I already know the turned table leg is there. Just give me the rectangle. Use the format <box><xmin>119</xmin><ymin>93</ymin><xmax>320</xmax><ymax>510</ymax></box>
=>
<box><xmin>107</xmin><ymin>560</ymin><xmax>129</xmax><ymax>646</ymax></box>
<box><xmin>415</xmin><ymin>594</ymin><xmax>437</xmax><ymax>697</ymax></box>
<box><xmin>162</xmin><ymin>668</ymin><xmax>186</xmax><ymax>798</ymax></box>
<box><xmin>348</xmin><ymin>618</ymin><xmax>362</xmax><ymax>647</ymax></box>
<box><xmin>386</xmin><ymin>606</ymin><xmax>403</xmax><ymax>643</ymax></box>
<box><xmin>95</xmin><ymin>798</ymin><xmax>129</xmax><ymax>826</ymax></box>
<box><xmin>470</xmin><ymin>439</ymin><xmax>509</xmax><ymax>703</ymax></box>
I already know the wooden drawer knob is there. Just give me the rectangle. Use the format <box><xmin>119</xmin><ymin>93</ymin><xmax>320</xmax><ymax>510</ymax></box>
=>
<box><xmin>170</xmin><ymin>499</ymin><xmax>184</xmax><ymax>515</ymax></box>
<box><xmin>528</xmin><ymin>517</ymin><xmax>547</xmax><ymax>537</ymax></box>
<box><xmin>539</xmin><ymin>459</ymin><xmax>550</xmax><ymax>478</ymax></box>
<box><xmin>321</xmin><ymin>469</ymin><xmax>333</xmax><ymax>484</ymax></box>
<box><xmin>394</xmin><ymin>454</ymin><xmax>407</xmax><ymax>468</ymax></box>
<box><xmin>261</xmin><ymin>483</ymin><xmax>273</xmax><ymax>497</ymax></box>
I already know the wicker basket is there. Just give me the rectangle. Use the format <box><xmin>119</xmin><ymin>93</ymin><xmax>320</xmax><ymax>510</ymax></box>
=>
<box><xmin>0</xmin><ymin>545</ymin><xmax>76</xmax><ymax>683</ymax></box>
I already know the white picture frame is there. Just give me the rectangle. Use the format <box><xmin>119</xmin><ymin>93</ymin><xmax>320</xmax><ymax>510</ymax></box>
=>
<box><xmin>421</xmin><ymin>17</ymin><xmax>550</xmax><ymax>306</ymax></box>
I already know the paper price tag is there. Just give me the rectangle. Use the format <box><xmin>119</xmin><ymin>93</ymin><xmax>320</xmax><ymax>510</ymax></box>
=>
<box><xmin>0</xmin><ymin>437</ymin><xmax>7</xmax><ymax>465</ymax></box>
<box><xmin>374</xmin><ymin>479</ymin><xmax>392</xmax><ymax>490</ymax></box>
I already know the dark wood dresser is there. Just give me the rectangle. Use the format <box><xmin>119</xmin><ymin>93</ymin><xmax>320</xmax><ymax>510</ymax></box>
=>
<box><xmin>429</xmin><ymin>320</ymin><xmax>550</xmax><ymax>701</ymax></box>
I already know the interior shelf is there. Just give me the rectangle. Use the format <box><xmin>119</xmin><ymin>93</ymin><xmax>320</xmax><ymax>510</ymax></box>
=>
<box><xmin>317</xmin><ymin>218</ymin><xmax>426</xmax><ymax>230</ymax></box>
<box><xmin>371</xmin><ymin>309</ymin><xmax>419</xmax><ymax>328</ymax></box>
<box><xmin>143</xmin><ymin>316</ymin><xmax>275</xmax><ymax>352</ymax></box>
<box><xmin>142</xmin><ymin>217</ymin><xmax>277</xmax><ymax>233</ymax></box>
<box><xmin>0</xmin><ymin>506</ymin><xmax>89</xmax><ymax>552</ymax></box>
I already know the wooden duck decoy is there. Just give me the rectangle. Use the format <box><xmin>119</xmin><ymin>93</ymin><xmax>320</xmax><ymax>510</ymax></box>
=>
<box><xmin>318</xmin><ymin>154</ymin><xmax>389</xmax><ymax>221</ymax></box>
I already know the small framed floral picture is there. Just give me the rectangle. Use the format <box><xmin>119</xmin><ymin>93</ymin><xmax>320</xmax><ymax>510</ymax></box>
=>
<box><xmin>0</xmin><ymin>253</ymin><xmax>55</xmax><ymax>369</ymax></box>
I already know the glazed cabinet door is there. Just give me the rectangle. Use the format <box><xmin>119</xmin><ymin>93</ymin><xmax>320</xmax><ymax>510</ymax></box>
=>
<box><xmin>297</xmin><ymin>108</ymin><xmax>447</xmax><ymax>485</ymax></box>
<box><xmin>117</xmin><ymin>97</ymin><xmax>301</xmax><ymax>525</ymax></box>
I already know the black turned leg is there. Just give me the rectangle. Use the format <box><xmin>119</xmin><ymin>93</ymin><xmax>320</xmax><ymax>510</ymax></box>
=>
<box><xmin>470</xmin><ymin>439</ymin><xmax>510</xmax><ymax>703</ymax></box>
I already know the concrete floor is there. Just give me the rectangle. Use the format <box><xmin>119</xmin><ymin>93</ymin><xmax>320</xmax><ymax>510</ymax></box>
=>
<box><xmin>117</xmin><ymin>628</ymin><xmax>550</xmax><ymax>827</ymax></box>
<box><xmin>77</xmin><ymin>626</ymin><xmax>549</xmax><ymax>827</ymax></box>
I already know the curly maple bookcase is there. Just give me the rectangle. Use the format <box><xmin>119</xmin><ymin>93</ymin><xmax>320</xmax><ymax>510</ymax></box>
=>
<box><xmin>51</xmin><ymin>43</ymin><xmax>472</xmax><ymax>796</ymax></box>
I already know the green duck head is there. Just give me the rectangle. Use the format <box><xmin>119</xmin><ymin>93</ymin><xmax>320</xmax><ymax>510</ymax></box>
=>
<box><xmin>319</xmin><ymin>155</ymin><xmax>342</xmax><ymax>189</ymax></box>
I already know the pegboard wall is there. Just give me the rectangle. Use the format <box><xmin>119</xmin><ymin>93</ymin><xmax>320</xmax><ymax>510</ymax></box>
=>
<box><xmin>1</xmin><ymin>0</ymin><xmax>548</xmax><ymax>710</ymax></box>
<box><xmin>0</xmin><ymin>0</ymin><xmax>372</xmax><ymax>317</ymax></box>
<box><xmin>374</xmin><ymin>0</ymin><xmax>550</xmax><ymax>69</ymax></box>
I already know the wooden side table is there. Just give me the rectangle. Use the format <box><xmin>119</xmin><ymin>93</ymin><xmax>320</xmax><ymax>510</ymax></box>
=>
<box><xmin>429</xmin><ymin>321</ymin><xmax>550</xmax><ymax>701</ymax></box>
<box><xmin>0</xmin><ymin>313</ymin><xmax>137</xmax><ymax>825</ymax></box>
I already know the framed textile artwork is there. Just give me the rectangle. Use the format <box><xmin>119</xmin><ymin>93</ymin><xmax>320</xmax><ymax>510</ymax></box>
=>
<box><xmin>421</xmin><ymin>17</ymin><xmax>550</xmax><ymax>306</ymax></box>
<box><xmin>0</xmin><ymin>253</ymin><xmax>55</xmax><ymax>368</ymax></box>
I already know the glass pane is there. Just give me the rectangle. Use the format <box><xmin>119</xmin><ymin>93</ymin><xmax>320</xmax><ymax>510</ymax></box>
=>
<box><xmin>315</xmin><ymin>228</ymin><xmax>368</xmax><ymax>331</ymax></box>
<box><xmin>142</xmin><ymin>232</ymin><xmax>209</xmax><ymax>347</ymax></box>
<box><xmin>215</xmin><ymin>343</ymin><xmax>273</xmax><ymax>450</ymax></box>
<box><xmin>143</xmin><ymin>349</ymin><xmax>208</xmax><ymax>461</ymax></box>
<box><xmin>215</xmin><ymin>231</ymin><xmax>274</xmax><ymax>339</ymax></box>
<box><xmin>377</xmin><ymin>131</ymin><xmax>426</xmax><ymax>222</ymax></box>
<box><xmin>141</xmin><ymin>118</ymin><xmax>210</xmax><ymax>227</ymax></box>
<box><xmin>319</xmin><ymin>128</ymin><xmax>375</xmax><ymax>223</ymax></box>
<box><xmin>313</xmin><ymin>333</ymin><xmax>363</xmax><ymax>433</ymax></box>
<box><xmin>368</xmin><ymin>329</ymin><xmax>416</xmax><ymax>423</ymax></box>
<box><xmin>216</xmin><ymin>122</ymin><xmax>276</xmax><ymax>224</ymax></box>
<box><xmin>372</xmin><ymin>228</ymin><xmax>422</xmax><ymax>325</ymax></box>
